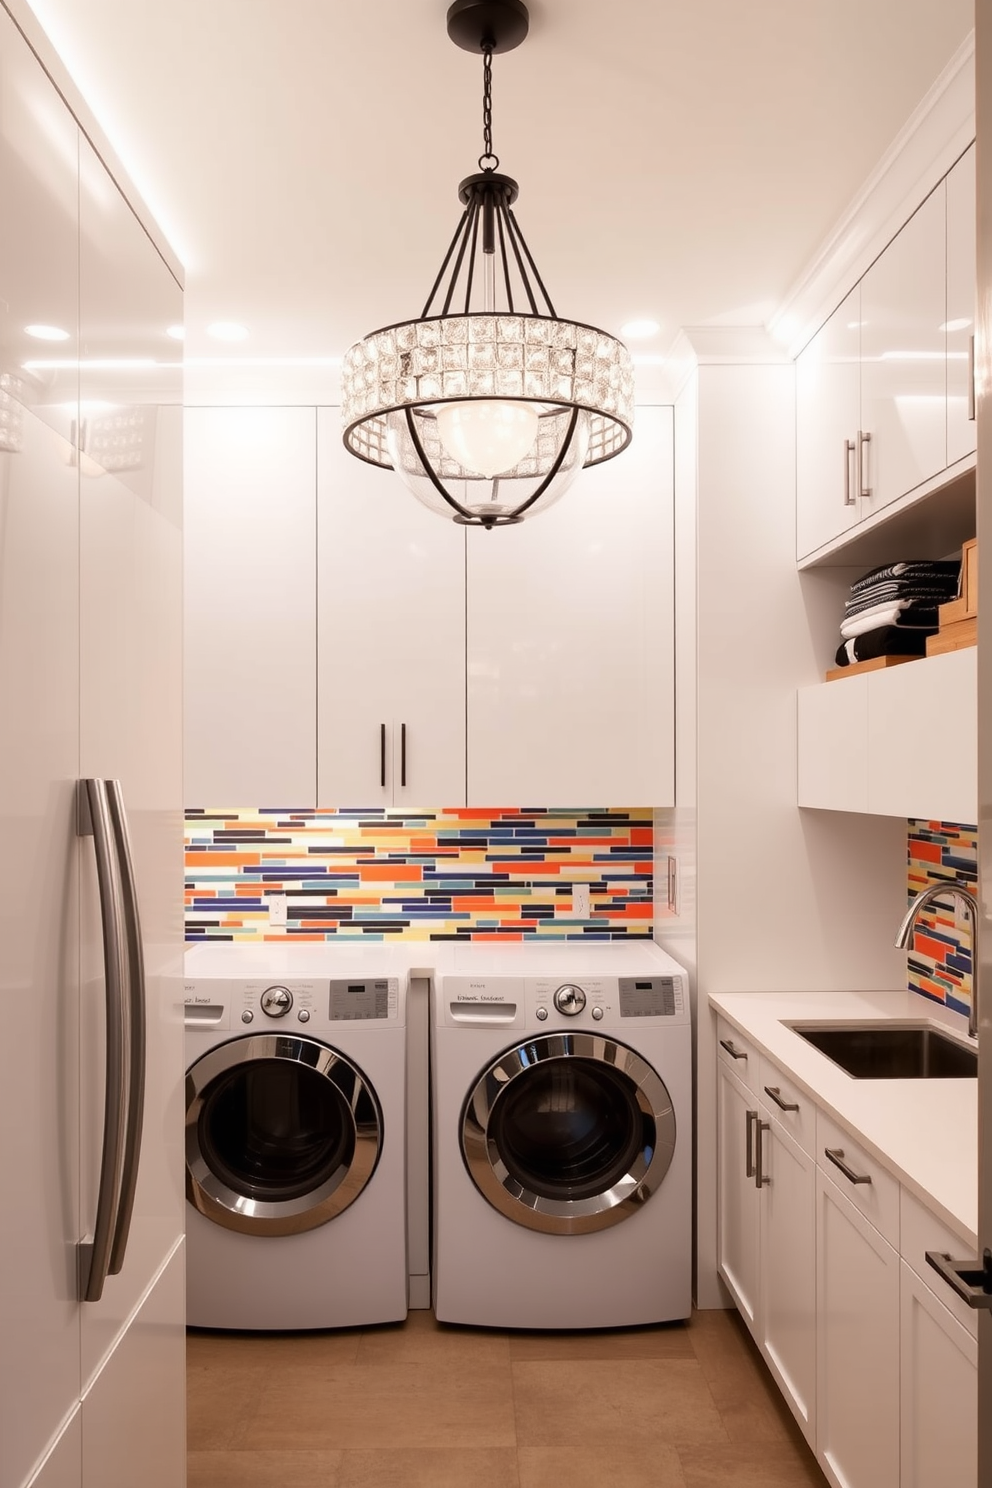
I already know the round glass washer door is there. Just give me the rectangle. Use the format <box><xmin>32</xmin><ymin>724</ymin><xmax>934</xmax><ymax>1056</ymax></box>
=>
<box><xmin>461</xmin><ymin>1032</ymin><xmax>676</xmax><ymax>1235</ymax></box>
<box><xmin>185</xmin><ymin>1034</ymin><xmax>383</xmax><ymax>1236</ymax></box>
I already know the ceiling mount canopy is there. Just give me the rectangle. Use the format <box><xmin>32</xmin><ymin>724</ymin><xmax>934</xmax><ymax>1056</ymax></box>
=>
<box><xmin>342</xmin><ymin>0</ymin><xmax>633</xmax><ymax>529</ymax></box>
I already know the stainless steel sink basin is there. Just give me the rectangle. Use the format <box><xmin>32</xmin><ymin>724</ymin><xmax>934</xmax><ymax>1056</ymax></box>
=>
<box><xmin>792</xmin><ymin>1024</ymin><xmax>977</xmax><ymax>1079</ymax></box>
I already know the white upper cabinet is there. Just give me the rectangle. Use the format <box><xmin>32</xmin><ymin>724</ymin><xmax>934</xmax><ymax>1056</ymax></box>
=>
<box><xmin>466</xmin><ymin>405</ymin><xmax>675</xmax><ymax>807</ymax></box>
<box><xmin>796</xmin><ymin>154</ymin><xmax>976</xmax><ymax>564</ymax></box>
<box><xmin>860</xmin><ymin>184</ymin><xmax>946</xmax><ymax>519</ymax></box>
<box><xmin>184</xmin><ymin>407</ymin><xmax>318</xmax><ymax>806</ymax></box>
<box><xmin>796</xmin><ymin>286</ymin><xmax>862</xmax><ymax>560</ymax></box>
<box><xmin>316</xmin><ymin>408</ymin><xmax>466</xmax><ymax>807</ymax></box>
<box><xmin>946</xmin><ymin>145</ymin><xmax>976</xmax><ymax>467</ymax></box>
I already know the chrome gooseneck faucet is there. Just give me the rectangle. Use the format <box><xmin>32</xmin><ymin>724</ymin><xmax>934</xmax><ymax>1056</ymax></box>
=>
<box><xmin>895</xmin><ymin>881</ymin><xmax>980</xmax><ymax>1040</ymax></box>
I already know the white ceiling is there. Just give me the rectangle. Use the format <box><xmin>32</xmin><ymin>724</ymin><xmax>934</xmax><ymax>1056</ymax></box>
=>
<box><xmin>23</xmin><ymin>0</ymin><xmax>975</xmax><ymax>399</ymax></box>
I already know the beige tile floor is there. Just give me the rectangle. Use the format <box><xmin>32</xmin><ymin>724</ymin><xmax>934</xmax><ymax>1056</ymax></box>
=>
<box><xmin>187</xmin><ymin>1307</ymin><xmax>828</xmax><ymax>1487</ymax></box>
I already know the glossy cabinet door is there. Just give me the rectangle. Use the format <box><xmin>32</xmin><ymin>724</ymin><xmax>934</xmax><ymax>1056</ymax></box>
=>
<box><xmin>716</xmin><ymin>1062</ymin><xmax>760</xmax><ymax>1330</ymax></box>
<box><xmin>466</xmin><ymin>406</ymin><xmax>675</xmax><ymax>806</ymax></box>
<box><xmin>315</xmin><ymin>408</ymin><xmax>466</xmax><ymax>806</ymax></box>
<box><xmin>866</xmin><ymin>648</ymin><xmax>976</xmax><ymax>822</ymax></box>
<box><xmin>816</xmin><ymin>1168</ymin><xmax>900</xmax><ymax>1488</ymax></box>
<box><xmin>757</xmin><ymin>1113</ymin><xmax>816</xmax><ymax>1447</ymax></box>
<box><xmin>77</xmin><ymin>135</ymin><xmax>185</xmax><ymax>1477</ymax></box>
<box><xmin>899</xmin><ymin>1260</ymin><xmax>978</xmax><ymax>1488</ymax></box>
<box><xmin>796</xmin><ymin>286</ymin><xmax>862</xmax><ymax>560</ymax></box>
<box><xmin>946</xmin><ymin>144</ymin><xmax>977</xmax><ymax>467</ymax></box>
<box><xmin>185</xmin><ymin>406</ymin><xmax>317</xmax><ymax>806</ymax></box>
<box><xmin>0</xmin><ymin>15</ymin><xmax>82</xmax><ymax>1488</ymax></box>
<box><xmin>860</xmin><ymin>185</ymin><xmax>947</xmax><ymax>518</ymax></box>
<box><xmin>797</xmin><ymin>673</ymin><xmax>869</xmax><ymax>812</ymax></box>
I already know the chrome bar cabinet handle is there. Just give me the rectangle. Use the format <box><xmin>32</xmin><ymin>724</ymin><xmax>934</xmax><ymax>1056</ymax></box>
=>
<box><xmin>720</xmin><ymin>1038</ymin><xmax>747</xmax><ymax>1061</ymax></box>
<box><xmin>844</xmin><ymin>438</ymin><xmax>857</xmax><ymax>506</ymax></box>
<box><xmin>380</xmin><ymin>723</ymin><xmax>386</xmax><ymax>788</ymax></box>
<box><xmin>745</xmin><ymin>1109</ymin><xmax>757</xmax><ymax>1178</ymax></box>
<box><xmin>925</xmin><ymin>1248</ymin><xmax>992</xmax><ymax>1309</ymax></box>
<box><xmin>857</xmin><ymin>429</ymin><xmax>871</xmax><ymax>500</ymax></box>
<box><xmin>764</xmin><ymin>1085</ymin><xmax>799</xmax><ymax>1113</ymax></box>
<box><xmin>755</xmin><ymin>1119</ymin><xmax>770</xmax><ymax>1188</ymax></box>
<box><xmin>968</xmin><ymin>334</ymin><xmax>976</xmax><ymax>421</ymax></box>
<box><xmin>824</xmin><ymin>1147</ymin><xmax>872</xmax><ymax>1186</ymax></box>
<box><xmin>400</xmin><ymin>723</ymin><xmax>407</xmax><ymax>788</ymax></box>
<box><xmin>77</xmin><ymin>779</ymin><xmax>130</xmax><ymax>1303</ymax></box>
<box><xmin>106</xmin><ymin>781</ymin><xmax>146</xmax><ymax>1277</ymax></box>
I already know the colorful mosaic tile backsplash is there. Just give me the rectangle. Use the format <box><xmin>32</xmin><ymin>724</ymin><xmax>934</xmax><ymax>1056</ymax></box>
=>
<box><xmin>185</xmin><ymin>807</ymin><xmax>654</xmax><ymax>942</ymax></box>
<box><xmin>906</xmin><ymin>820</ymin><xmax>977</xmax><ymax>1018</ymax></box>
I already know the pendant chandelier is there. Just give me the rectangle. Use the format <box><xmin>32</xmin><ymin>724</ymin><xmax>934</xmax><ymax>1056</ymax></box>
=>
<box><xmin>341</xmin><ymin>0</ymin><xmax>634</xmax><ymax>529</ymax></box>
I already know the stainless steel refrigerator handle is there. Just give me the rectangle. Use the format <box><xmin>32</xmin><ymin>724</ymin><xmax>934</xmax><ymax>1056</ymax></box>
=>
<box><xmin>380</xmin><ymin>723</ymin><xmax>386</xmax><ymax>788</ymax></box>
<box><xmin>844</xmin><ymin>438</ymin><xmax>857</xmax><ymax>505</ymax></box>
<box><xmin>745</xmin><ymin>1108</ymin><xmax>757</xmax><ymax>1178</ymax></box>
<box><xmin>400</xmin><ymin>723</ymin><xmax>407</xmax><ymax>788</ymax></box>
<box><xmin>824</xmin><ymin>1146</ymin><xmax>872</xmax><ymax>1185</ymax></box>
<box><xmin>969</xmin><ymin>334</ymin><xmax>977</xmax><ymax>421</ymax></box>
<box><xmin>925</xmin><ymin>1249</ymin><xmax>992</xmax><ymax>1310</ymax></box>
<box><xmin>106</xmin><ymin>781</ymin><xmax>146</xmax><ymax>1277</ymax></box>
<box><xmin>77</xmin><ymin>778</ymin><xmax>130</xmax><ymax>1303</ymax></box>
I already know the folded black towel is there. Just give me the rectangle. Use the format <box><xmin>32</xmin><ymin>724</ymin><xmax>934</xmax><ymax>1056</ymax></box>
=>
<box><xmin>834</xmin><ymin>626</ymin><xmax>931</xmax><ymax>668</ymax></box>
<box><xmin>844</xmin><ymin>583</ymin><xmax>959</xmax><ymax>618</ymax></box>
<box><xmin>849</xmin><ymin>560</ymin><xmax>961</xmax><ymax>596</ymax></box>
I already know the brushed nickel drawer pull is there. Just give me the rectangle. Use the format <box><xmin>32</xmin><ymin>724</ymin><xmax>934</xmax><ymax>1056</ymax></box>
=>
<box><xmin>825</xmin><ymin>1147</ymin><xmax>872</xmax><ymax>1185</ymax></box>
<box><xmin>764</xmin><ymin>1085</ymin><xmax>799</xmax><ymax>1113</ymax></box>
<box><xmin>745</xmin><ymin>1109</ymin><xmax>757</xmax><ymax>1178</ymax></box>
<box><xmin>720</xmin><ymin>1038</ymin><xmax>747</xmax><ymax>1061</ymax></box>
<box><xmin>755</xmin><ymin>1119</ymin><xmax>770</xmax><ymax>1189</ymax></box>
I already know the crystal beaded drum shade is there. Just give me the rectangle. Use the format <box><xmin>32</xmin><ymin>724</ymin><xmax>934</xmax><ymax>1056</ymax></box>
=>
<box><xmin>341</xmin><ymin>0</ymin><xmax>633</xmax><ymax>528</ymax></box>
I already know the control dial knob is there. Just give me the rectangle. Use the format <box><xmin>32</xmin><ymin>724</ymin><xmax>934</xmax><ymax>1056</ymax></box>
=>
<box><xmin>260</xmin><ymin>985</ymin><xmax>293</xmax><ymax>1018</ymax></box>
<box><xmin>553</xmin><ymin>983</ymin><xmax>587</xmax><ymax>1016</ymax></box>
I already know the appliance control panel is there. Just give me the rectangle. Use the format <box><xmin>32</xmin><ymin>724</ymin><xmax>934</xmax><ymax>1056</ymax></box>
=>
<box><xmin>184</xmin><ymin>976</ymin><xmax>401</xmax><ymax>1029</ymax></box>
<box><xmin>441</xmin><ymin>970</ymin><xmax>688</xmax><ymax>1027</ymax></box>
<box><xmin>329</xmin><ymin>977</ymin><xmax>399</xmax><ymax>1021</ymax></box>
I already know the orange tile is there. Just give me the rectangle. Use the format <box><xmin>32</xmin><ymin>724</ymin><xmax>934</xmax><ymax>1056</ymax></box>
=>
<box><xmin>631</xmin><ymin>828</ymin><xmax>653</xmax><ymax>846</ymax></box>
<box><xmin>918</xmin><ymin>978</ymin><xmax>947</xmax><ymax>1001</ymax></box>
<box><xmin>453</xmin><ymin>898</ymin><xmax>510</xmax><ymax>913</ymax></box>
<box><xmin>635</xmin><ymin>862</ymin><xmax>652</xmax><ymax>874</ymax></box>
<box><xmin>502</xmin><ymin>862</ymin><xmax>560</xmax><ymax>875</ymax></box>
<box><xmin>358</xmin><ymin>864</ymin><xmax>424</xmax><ymax>881</ymax></box>
<box><xmin>185</xmin><ymin>851</ymin><xmax>259</xmax><ymax>868</ymax></box>
<box><xmin>622</xmin><ymin>904</ymin><xmax>654</xmax><ymax>919</ymax></box>
<box><xmin>911</xmin><ymin>841</ymin><xmax>942</xmax><ymax>863</ymax></box>
<box><xmin>474</xmin><ymin>932</ymin><xmax>522</xmax><ymax>941</ymax></box>
<box><xmin>914</xmin><ymin>933</ymin><xmax>952</xmax><ymax>961</ymax></box>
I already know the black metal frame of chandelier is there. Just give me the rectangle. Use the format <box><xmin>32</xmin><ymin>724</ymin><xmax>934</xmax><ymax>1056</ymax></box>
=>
<box><xmin>402</xmin><ymin>403</ymin><xmax>580</xmax><ymax>530</ymax></box>
<box><xmin>446</xmin><ymin>0</ymin><xmax>529</xmax><ymax>54</ymax></box>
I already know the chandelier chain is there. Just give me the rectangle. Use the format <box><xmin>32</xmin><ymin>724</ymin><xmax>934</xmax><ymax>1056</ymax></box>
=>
<box><xmin>479</xmin><ymin>44</ymin><xmax>498</xmax><ymax>172</ymax></box>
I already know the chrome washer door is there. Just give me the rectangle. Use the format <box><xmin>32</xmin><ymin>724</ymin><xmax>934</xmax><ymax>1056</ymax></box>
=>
<box><xmin>461</xmin><ymin>1032</ymin><xmax>676</xmax><ymax>1235</ymax></box>
<box><xmin>185</xmin><ymin>1034</ymin><xmax>382</xmax><ymax>1236</ymax></box>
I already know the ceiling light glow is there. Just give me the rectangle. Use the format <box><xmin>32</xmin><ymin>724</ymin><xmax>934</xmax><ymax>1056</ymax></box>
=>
<box><xmin>25</xmin><ymin>323</ymin><xmax>70</xmax><ymax>341</ymax></box>
<box><xmin>941</xmin><ymin>317</ymin><xmax>972</xmax><ymax>333</ymax></box>
<box><xmin>207</xmin><ymin>322</ymin><xmax>249</xmax><ymax>342</ymax></box>
<box><xmin>620</xmin><ymin>319</ymin><xmax>660</xmax><ymax>339</ymax></box>
<box><xmin>166</xmin><ymin>324</ymin><xmax>185</xmax><ymax>340</ymax></box>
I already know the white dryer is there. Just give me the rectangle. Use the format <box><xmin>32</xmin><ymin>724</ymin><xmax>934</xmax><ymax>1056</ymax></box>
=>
<box><xmin>184</xmin><ymin>953</ymin><xmax>407</xmax><ymax>1329</ymax></box>
<box><xmin>432</xmin><ymin>943</ymin><xmax>691</xmax><ymax>1329</ymax></box>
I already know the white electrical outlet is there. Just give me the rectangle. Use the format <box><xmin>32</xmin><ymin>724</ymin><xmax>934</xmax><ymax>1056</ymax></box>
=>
<box><xmin>269</xmin><ymin>894</ymin><xmax>288</xmax><ymax>927</ymax></box>
<box><xmin>573</xmin><ymin>883</ymin><xmax>591</xmax><ymax>918</ymax></box>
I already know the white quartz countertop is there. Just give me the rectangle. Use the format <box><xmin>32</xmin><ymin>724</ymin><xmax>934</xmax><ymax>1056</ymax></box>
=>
<box><xmin>709</xmin><ymin>988</ymin><xmax>978</xmax><ymax>1247</ymax></box>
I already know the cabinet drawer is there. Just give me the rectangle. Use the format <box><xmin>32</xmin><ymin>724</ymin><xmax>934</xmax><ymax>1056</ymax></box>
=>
<box><xmin>716</xmin><ymin>1018</ymin><xmax>758</xmax><ymax>1093</ymax></box>
<box><xmin>900</xmin><ymin>1188</ymin><xmax>979</xmax><ymax>1339</ymax></box>
<box><xmin>816</xmin><ymin>1109</ymin><xmax>899</xmax><ymax>1246</ymax></box>
<box><xmin>759</xmin><ymin>1058</ymin><xmax>814</xmax><ymax>1155</ymax></box>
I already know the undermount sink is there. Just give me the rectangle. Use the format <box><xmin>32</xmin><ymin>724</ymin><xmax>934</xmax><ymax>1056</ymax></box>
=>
<box><xmin>792</xmin><ymin>1024</ymin><xmax>977</xmax><ymax>1080</ymax></box>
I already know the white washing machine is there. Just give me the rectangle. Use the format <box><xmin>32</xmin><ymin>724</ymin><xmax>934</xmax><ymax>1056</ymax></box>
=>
<box><xmin>184</xmin><ymin>948</ymin><xmax>408</xmax><ymax>1329</ymax></box>
<box><xmin>432</xmin><ymin>943</ymin><xmax>692</xmax><ymax>1329</ymax></box>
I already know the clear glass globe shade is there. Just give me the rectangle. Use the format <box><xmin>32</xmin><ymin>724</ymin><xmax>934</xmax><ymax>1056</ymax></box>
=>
<box><xmin>434</xmin><ymin>399</ymin><xmax>539</xmax><ymax>478</ymax></box>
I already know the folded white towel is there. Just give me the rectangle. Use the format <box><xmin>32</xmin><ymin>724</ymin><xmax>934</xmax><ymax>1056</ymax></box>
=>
<box><xmin>839</xmin><ymin>602</ymin><xmax>907</xmax><ymax>638</ymax></box>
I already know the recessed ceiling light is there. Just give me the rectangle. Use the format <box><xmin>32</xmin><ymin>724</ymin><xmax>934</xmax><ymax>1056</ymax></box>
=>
<box><xmin>207</xmin><ymin>321</ymin><xmax>249</xmax><ymax>342</ymax></box>
<box><xmin>25</xmin><ymin>323</ymin><xmax>70</xmax><ymax>341</ymax></box>
<box><xmin>166</xmin><ymin>324</ymin><xmax>185</xmax><ymax>341</ymax></box>
<box><xmin>620</xmin><ymin>318</ymin><xmax>661</xmax><ymax>339</ymax></box>
<box><xmin>941</xmin><ymin>317</ymin><xmax>972</xmax><ymax>333</ymax></box>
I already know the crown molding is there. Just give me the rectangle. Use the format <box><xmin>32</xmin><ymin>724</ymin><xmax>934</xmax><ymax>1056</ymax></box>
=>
<box><xmin>1</xmin><ymin>0</ymin><xmax>184</xmax><ymax>286</ymax></box>
<box><xmin>768</xmin><ymin>32</ymin><xmax>974</xmax><ymax>359</ymax></box>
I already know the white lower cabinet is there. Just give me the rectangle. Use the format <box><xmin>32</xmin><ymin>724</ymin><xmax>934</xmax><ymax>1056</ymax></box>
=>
<box><xmin>816</xmin><ymin>1165</ymin><xmax>900</xmax><ymax>1488</ymax></box>
<box><xmin>758</xmin><ymin>1110</ymin><xmax>816</xmax><ymax>1445</ymax></box>
<box><xmin>899</xmin><ymin>1261</ymin><xmax>977</xmax><ymax>1488</ymax></box>
<box><xmin>716</xmin><ymin>1059</ymin><xmax>760</xmax><ymax>1330</ymax></box>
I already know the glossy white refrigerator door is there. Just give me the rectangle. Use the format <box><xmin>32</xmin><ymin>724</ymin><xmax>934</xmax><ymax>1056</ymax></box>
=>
<box><xmin>0</xmin><ymin>15</ymin><xmax>82</xmax><ymax>1487</ymax></box>
<box><xmin>76</xmin><ymin>135</ymin><xmax>185</xmax><ymax>1472</ymax></box>
<box><xmin>466</xmin><ymin>405</ymin><xmax>675</xmax><ymax>806</ymax></box>
<box><xmin>316</xmin><ymin>408</ymin><xmax>467</xmax><ymax>807</ymax></box>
